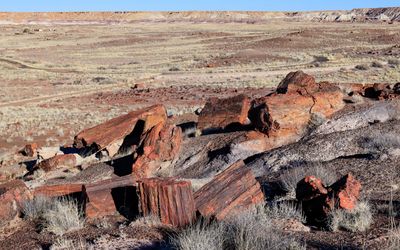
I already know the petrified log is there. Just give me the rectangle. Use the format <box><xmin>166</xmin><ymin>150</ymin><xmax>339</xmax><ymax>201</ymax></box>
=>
<box><xmin>82</xmin><ymin>175</ymin><xmax>137</xmax><ymax>219</ymax></box>
<box><xmin>33</xmin><ymin>183</ymin><xmax>83</xmax><ymax>197</ymax></box>
<box><xmin>197</xmin><ymin>94</ymin><xmax>251</xmax><ymax>132</ymax></box>
<box><xmin>22</xmin><ymin>143</ymin><xmax>38</xmax><ymax>157</ymax></box>
<box><xmin>37</xmin><ymin>154</ymin><xmax>80</xmax><ymax>172</ymax></box>
<box><xmin>194</xmin><ymin>160</ymin><xmax>264</xmax><ymax>220</ymax></box>
<box><xmin>250</xmin><ymin>71</ymin><xmax>344</xmax><ymax>145</ymax></box>
<box><xmin>132</xmin><ymin>122</ymin><xmax>182</xmax><ymax>178</ymax></box>
<box><xmin>0</xmin><ymin>180</ymin><xmax>32</xmax><ymax>224</ymax></box>
<box><xmin>137</xmin><ymin>178</ymin><xmax>195</xmax><ymax>227</ymax></box>
<box><xmin>74</xmin><ymin>105</ymin><xmax>167</xmax><ymax>157</ymax></box>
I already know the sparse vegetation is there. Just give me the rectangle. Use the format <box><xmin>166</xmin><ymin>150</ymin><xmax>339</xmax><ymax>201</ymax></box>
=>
<box><xmin>328</xmin><ymin>201</ymin><xmax>373</xmax><ymax>232</ymax></box>
<box><xmin>50</xmin><ymin>237</ymin><xmax>89</xmax><ymax>250</ymax></box>
<box><xmin>371</xmin><ymin>61</ymin><xmax>384</xmax><ymax>68</ymax></box>
<box><xmin>280</xmin><ymin>163</ymin><xmax>338</xmax><ymax>197</ymax></box>
<box><xmin>355</xmin><ymin>64</ymin><xmax>369</xmax><ymax>70</ymax></box>
<box><xmin>42</xmin><ymin>197</ymin><xmax>85</xmax><ymax>235</ymax></box>
<box><xmin>173</xmin><ymin>204</ymin><xmax>306</xmax><ymax>250</ymax></box>
<box><xmin>22</xmin><ymin>195</ymin><xmax>53</xmax><ymax>220</ymax></box>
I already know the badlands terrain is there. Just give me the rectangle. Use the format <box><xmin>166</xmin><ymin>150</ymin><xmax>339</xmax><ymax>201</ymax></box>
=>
<box><xmin>0</xmin><ymin>8</ymin><xmax>399</xmax><ymax>250</ymax></box>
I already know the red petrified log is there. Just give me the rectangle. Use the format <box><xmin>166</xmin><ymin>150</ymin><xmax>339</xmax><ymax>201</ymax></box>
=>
<box><xmin>0</xmin><ymin>180</ymin><xmax>32</xmax><ymax>223</ymax></box>
<box><xmin>137</xmin><ymin>178</ymin><xmax>196</xmax><ymax>227</ymax></box>
<box><xmin>23</xmin><ymin>143</ymin><xmax>38</xmax><ymax>157</ymax></box>
<box><xmin>74</xmin><ymin>105</ymin><xmax>167</xmax><ymax>157</ymax></box>
<box><xmin>194</xmin><ymin>160</ymin><xmax>264</xmax><ymax>220</ymax></box>
<box><xmin>197</xmin><ymin>94</ymin><xmax>251</xmax><ymax>132</ymax></box>
<box><xmin>33</xmin><ymin>183</ymin><xmax>83</xmax><ymax>198</ymax></box>
<box><xmin>132</xmin><ymin>122</ymin><xmax>182</xmax><ymax>178</ymax></box>
<box><xmin>37</xmin><ymin>154</ymin><xmax>78</xmax><ymax>172</ymax></box>
<box><xmin>82</xmin><ymin>175</ymin><xmax>136</xmax><ymax>219</ymax></box>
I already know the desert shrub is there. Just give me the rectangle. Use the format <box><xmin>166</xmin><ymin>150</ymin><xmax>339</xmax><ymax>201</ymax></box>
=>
<box><xmin>169</xmin><ymin>66</ymin><xmax>180</xmax><ymax>72</ymax></box>
<box><xmin>172</xmin><ymin>221</ymin><xmax>227</xmax><ymax>250</ymax></box>
<box><xmin>371</xmin><ymin>61</ymin><xmax>384</xmax><ymax>68</ymax></box>
<box><xmin>43</xmin><ymin>197</ymin><xmax>85</xmax><ymax>235</ymax></box>
<box><xmin>22</xmin><ymin>195</ymin><xmax>53</xmax><ymax>220</ymax></box>
<box><xmin>314</xmin><ymin>55</ymin><xmax>329</xmax><ymax>63</ymax></box>
<box><xmin>388</xmin><ymin>228</ymin><xmax>400</xmax><ymax>250</ymax></box>
<box><xmin>388</xmin><ymin>59</ymin><xmax>400</xmax><ymax>66</ymax></box>
<box><xmin>50</xmin><ymin>237</ymin><xmax>88</xmax><ymax>250</ymax></box>
<box><xmin>280</xmin><ymin>163</ymin><xmax>338</xmax><ymax>198</ymax></box>
<box><xmin>172</xmin><ymin>205</ymin><xmax>306</xmax><ymax>250</ymax></box>
<box><xmin>328</xmin><ymin>201</ymin><xmax>373</xmax><ymax>232</ymax></box>
<box><xmin>130</xmin><ymin>215</ymin><xmax>163</xmax><ymax>227</ymax></box>
<box><xmin>355</xmin><ymin>64</ymin><xmax>369</xmax><ymax>70</ymax></box>
<box><xmin>265</xmin><ymin>202</ymin><xmax>306</xmax><ymax>223</ymax></box>
<box><xmin>226</xmin><ymin>206</ymin><xmax>306</xmax><ymax>250</ymax></box>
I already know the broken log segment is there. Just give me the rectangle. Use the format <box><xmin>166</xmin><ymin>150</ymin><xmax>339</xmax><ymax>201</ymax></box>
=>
<box><xmin>74</xmin><ymin>105</ymin><xmax>167</xmax><ymax>157</ymax></box>
<box><xmin>137</xmin><ymin>177</ymin><xmax>196</xmax><ymax>228</ymax></box>
<box><xmin>33</xmin><ymin>183</ymin><xmax>83</xmax><ymax>198</ymax></box>
<box><xmin>197</xmin><ymin>94</ymin><xmax>251</xmax><ymax>133</ymax></box>
<box><xmin>82</xmin><ymin>175</ymin><xmax>137</xmax><ymax>219</ymax></box>
<box><xmin>194</xmin><ymin>160</ymin><xmax>264</xmax><ymax>220</ymax></box>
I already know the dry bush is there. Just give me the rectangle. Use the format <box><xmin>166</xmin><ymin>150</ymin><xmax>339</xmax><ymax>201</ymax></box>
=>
<box><xmin>388</xmin><ymin>59</ymin><xmax>400</xmax><ymax>66</ymax></box>
<box><xmin>388</xmin><ymin>228</ymin><xmax>400</xmax><ymax>250</ymax></box>
<box><xmin>50</xmin><ymin>237</ymin><xmax>89</xmax><ymax>250</ymax></box>
<box><xmin>265</xmin><ymin>202</ymin><xmax>305</xmax><ymax>223</ymax></box>
<box><xmin>371</xmin><ymin>61</ymin><xmax>384</xmax><ymax>68</ymax></box>
<box><xmin>22</xmin><ymin>195</ymin><xmax>53</xmax><ymax>220</ymax></box>
<box><xmin>328</xmin><ymin>201</ymin><xmax>373</xmax><ymax>232</ymax></box>
<box><xmin>172</xmin><ymin>221</ymin><xmax>227</xmax><ymax>250</ymax></box>
<box><xmin>173</xmin><ymin>204</ymin><xmax>306</xmax><ymax>250</ymax></box>
<box><xmin>130</xmin><ymin>215</ymin><xmax>163</xmax><ymax>228</ymax></box>
<box><xmin>43</xmin><ymin>197</ymin><xmax>85</xmax><ymax>235</ymax></box>
<box><xmin>280</xmin><ymin>163</ymin><xmax>338</xmax><ymax>198</ymax></box>
<box><xmin>355</xmin><ymin>64</ymin><xmax>369</xmax><ymax>70</ymax></box>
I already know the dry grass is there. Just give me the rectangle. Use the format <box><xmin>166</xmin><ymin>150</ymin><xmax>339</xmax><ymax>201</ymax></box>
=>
<box><xmin>42</xmin><ymin>197</ymin><xmax>85</xmax><ymax>235</ymax></box>
<box><xmin>173</xmin><ymin>204</ymin><xmax>306</xmax><ymax>250</ymax></box>
<box><xmin>22</xmin><ymin>195</ymin><xmax>53</xmax><ymax>220</ymax></box>
<box><xmin>50</xmin><ymin>237</ymin><xmax>89</xmax><ymax>250</ymax></box>
<box><xmin>280</xmin><ymin>163</ymin><xmax>338</xmax><ymax>198</ymax></box>
<box><xmin>328</xmin><ymin>201</ymin><xmax>373</xmax><ymax>232</ymax></box>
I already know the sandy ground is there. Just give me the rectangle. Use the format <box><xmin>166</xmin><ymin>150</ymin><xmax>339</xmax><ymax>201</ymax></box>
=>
<box><xmin>0</xmin><ymin>20</ymin><xmax>399</xmax><ymax>155</ymax></box>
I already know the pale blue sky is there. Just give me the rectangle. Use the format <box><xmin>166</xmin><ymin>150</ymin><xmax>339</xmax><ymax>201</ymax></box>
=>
<box><xmin>0</xmin><ymin>1</ymin><xmax>399</xmax><ymax>12</ymax></box>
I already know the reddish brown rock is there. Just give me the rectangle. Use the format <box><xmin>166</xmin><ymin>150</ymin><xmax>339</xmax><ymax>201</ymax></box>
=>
<box><xmin>74</xmin><ymin>105</ymin><xmax>167</xmax><ymax>157</ymax></box>
<box><xmin>296</xmin><ymin>173</ymin><xmax>362</xmax><ymax>225</ymax></box>
<box><xmin>137</xmin><ymin>177</ymin><xmax>195</xmax><ymax>227</ymax></box>
<box><xmin>276</xmin><ymin>70</ymin><xmax>317</xmax><ymax>94</ymax></box>
<box><xmin>0</xmin><ymin>180</ymin><xmax>32</xmax><ymax>223</ymax></box>
<box><xmin>82</xmin><ymin>175</ymin><xmax>136</xmax><ymax>219</ymax></box>
<box><xmin>33</xmin><ymin>183</ymin><xmax>83</xmax><ymax>197</ymax></box>
<box><xmin>37</xmin><ymin>154</ymin><xmax>78</xmax><ymax>172</ymax></box>
<box><xmin>197</xmin><ymin>94</ymin><xmax>251</xmax><ymax>132</ymax></box>
<box><xmin>194</xmin><ymin>160</ymin><xmax>264</xmax><ymax>220</ymax></box>
<box><xmin>22</xmin><ymin>143</ymin><xmax>38</xmax><ymax>157</ymax></box>
<box><xmin>250</xmin><ymin>73</ymin><xmax>344</xmax><ymax>147</ymax></box>
<box><xmin>132</xmin><ymin>121</ymin><xmax>182</xmax><ymax>178</ymax></box>
<box><xmin>329</xmin><ymin>173</ymin><xmax>361</xmax><ymax>210</ymax></box>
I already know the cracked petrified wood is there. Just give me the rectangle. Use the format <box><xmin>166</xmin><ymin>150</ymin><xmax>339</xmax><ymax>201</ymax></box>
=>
<box><xmin>82</xmin><ymin>175</ymin><xmax>137</xmax><ymax>219</ymax></box>
<box><xmin>0</xmin><ymin>180</ymin><xmax>32</xmax><ymax>223</ymax></box>
<box><xmin>33</xmin><ymin>183</ymin><xmax>83</xmax><ymax>197</ymax></box>
<box><xmin>194</xmin><ymin>160</ymin><xmax>264</xmax><ymax>220</ymax></box>
<box><xmin>74</xmin><ymin>105</ymin><xmax>167</xmax><ymax>157</ymax></box>
<box><xmin>197</xmin><ymin>94</ymin><xmax>251</xmax><ymax>132</ymax></box>
<box><xmin>137</xmin><ymin>178</ymin><xmax>195</xmax><ymax>227</ymax></box>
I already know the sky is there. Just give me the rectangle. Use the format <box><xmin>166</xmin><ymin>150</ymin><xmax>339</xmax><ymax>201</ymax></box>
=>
<box><xmin>0</xmin><ymin>1</ymin><xmax>399</xmax><ymax>12</ymax></box>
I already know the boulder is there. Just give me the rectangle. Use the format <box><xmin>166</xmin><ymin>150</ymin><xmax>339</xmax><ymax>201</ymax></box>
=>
<box><xmin>296</xmin><ymin>173</ymin><xmax>361</xmax><ymax>225</ymax></box>
<box><xmin>74</xmin><ymin>105</ymin><xmax>167</xmax><ymax>157</ymax></box>
<box><xmin>250</xmin><ymin>74</ymin><xmax>344</xmax><ymax>146</ymax></box>
<box><xmin>0</xmin><ymin>180</ymin><xmax>32</xmax><ymax>224</ymax></box>
<box><xmin>276</xmin><ymin>70</ymin><xmax>317</xmax><ymax>94</ymax></box>
<box><xmin>37</xmin><ymin>154</ymin><xmax>80</xmax><ymax>172</ymax></box>
<box><xmin>197</xmin><ymin>94</ymin><xmax>251</xmax><ymax>132</ymax></box>
<box><xmin>194</xmin><ymin>160</ymin><xmax>264</xmax><ymax>220</ymax></box>
<box><xmin>33</xmin><ymin>183</ymin><xmax>83</xmax><ymax>197</ymax></box>
<box><xmin>82</xmin><ymin>175</ymin><xmax>137</xmax><ymax>219</ymax></box>
<box><xmin>132</xmin><ymin>122</ymin><xmax>182</xmax><ymax>178</ymax></box>
<box><xmin>329</xmin><ymin>173</ymin><xmax>361</xmax><ymax>210</ymax></box>
<box><xmin>137</xmin><ymin>177</ymin><xmax>195</xmax><ymax>227</ymax></box>
<box><xmin>22</xmin><ymin>143</ymin><xmax>38</xmax><ymax>157</ymax></box>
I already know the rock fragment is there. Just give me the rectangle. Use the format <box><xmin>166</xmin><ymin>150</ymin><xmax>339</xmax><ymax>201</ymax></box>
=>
<box><xmin>194</xmin><ymin>160</ymin><xmax>264</xmax><ymax>220</ymax></box>
<box><xmin>0</xmin><ymin>180</ymin><xmax>32</xmax><ymax>224</ymax></box>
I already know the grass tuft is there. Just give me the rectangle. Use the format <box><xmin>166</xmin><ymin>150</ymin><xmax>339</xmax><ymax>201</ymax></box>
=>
<box><xmin>328</xmin><ymin>201</ymin><xmax>373</xmax><ymax>232</ymax></box>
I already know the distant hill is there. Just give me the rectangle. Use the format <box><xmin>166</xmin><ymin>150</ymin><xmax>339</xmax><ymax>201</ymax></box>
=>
<box><xmin>0</xmin><ymin>7</ymin><xmax>398</xmax><ymax>24</ymax></box>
